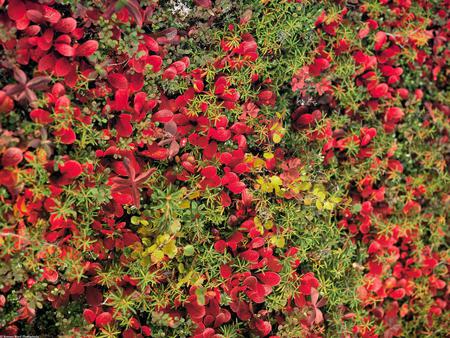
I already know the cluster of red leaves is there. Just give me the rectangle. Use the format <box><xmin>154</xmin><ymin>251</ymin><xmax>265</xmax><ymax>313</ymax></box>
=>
<box><xmin>0</xmin><ymin>0</ymin><xmax>449</xmax><ymax>337</ymax></box>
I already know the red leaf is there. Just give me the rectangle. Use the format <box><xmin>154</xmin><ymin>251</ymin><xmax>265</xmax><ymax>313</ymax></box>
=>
<box><xmin>296</xmin><ymin>113</ymin><xmax>315</xmax><ymax>126</ymax></box>
<box><xmin>75</xmin><ymin>40</ymin><xmax>98</xmax><ymax>57</ymax></box>
<box><xmin>59</xmin><ymin>160</ymin><xmax>82</xmax><ymax>179</ymax></box>
<box><xmin>256</xmin><ymin>272</ymin><xmax>281</xmax><ymax>287</ymax></box>
<box><xmin>227</xmin><ymin>181</ymin><xmax>246</xmax><ymax>194</ymax></box>
<box><xmin>370</xmin><ymin>83</ymin><xmax>389</xmax><ymax>98</ymax></box>
<box><xmin>374</xmin><ymin>31</ymin><xmax>387</xmax><ymax>51</ymax></box>
<box><xmin>143</xmin><ymin>35</ymin><xmax>159</xmax><ymax>52</ymax></box>
<box><xmin>54</xmin><ymin>127</ymin><xmax>76</xmax><ymax>144</ymax></box>
<box><xmin>214</xmin><ymin>240</ymin><xmax>227</xmax><ymax>253</ymax></box>
<box><xmin>194</xmin><ymin>0</ymin><xmax>212</xmax><ymax>8</ymax></box>
<box><xmin>55</xmin><ymin>44</ymin><xmax>75</xmax><ymax>57</ymax></box>
<box><xmin>54</xmin><ymin>18</ymin><xmax>77</xmax><ymax>33</ymax></box>
<box><xmin>2</xmin><ymin>147</ymin><xmax>23</xmax><ymax>167</ymax></box>
<box><xmin>220</xmin><ymin>264</ymin><xmax>232</xmax><ymax>279</ymax></box>
<box><xmin>185</xmin><ymin>295</ymin><xmax>205</xmax><ymax>320</ymax></box>
<box><xmin>8</xmin><ymin>0</ymin><xmax>26</xmax><ymax>21</ymax></box>
<box><xmin>162</xmin><ymin>67</ymin><xmax>177</xmax><ymax>80</ymax></box>
<box><xmin>147</xmin><ymin>55</ymin><xmax>162</xmax><ymax>72</ymax></box>
<box><xmin>26</xmin><ymin>10</ymin><xmax>44</xmax><ymax>24</ymax></box>
<box><xmin>30</xmin><ymin>109</ymin><xmax>53</xmax><ymax>124</ymax></box>
<box><xmin>254</xmin><ymin>319</ymin><xmax>272</xmax><ymax>337</ymax></box>
<box><xmin>83</xmin><ymin>309</ymin><xmax>96</xmax><ymax>324</ymax></box>
<box><xmin>239</xmin><ymin>249</ymin><xmax>259</xmax><ymax>262</ymax></box>
<box><xmin>38</xmin><ymin>54</ymin><xmax>56</xmax><ymax>72</ymax></box>
<box><xmin>249</xmin><ymin>237</ymin><xmax>265</xmax><ymax>249</ymax></box>
<box><xmin>390</xmin><ymin>288</ymin><xmax>406</xmax><ymax>300</ymax></box>
<box><xmin>108</xmin><ymin>73</ymin><xmax>129</xmax><ymax>90</ymax></box>
<box><xmin>385</xmin><ymin>107</ymin><xmax>404</xmax><ymax>123</ymax></box>
<box><xmin>211</xmin><ymin>128</ymin><xmax>231</xmax><ymax>142</ymax></box>
<box><xmin>42</xmin><ymin>267</ymin><xmax>58</xmax><ymax>283</ymax></box>
<box><xmin>42</xmin><ymin>6</ymin><xmax>61</xmax><ymax>24</ymax></box>
<box><xmin>200</xmin><ymin>166</ymin><xmax>217</xmax><ymax>179</ymax></box>
<box><xmin>152</xmin><ymin>109</ymin><xmax>173</xmax><ymax>123</ymax></box>
<box><xmin>0</xmin><ymin>91</ymin><xmax>14</xmax><ymax>113</ymax></box>
<box><xmin>86</xmin><ymin>287</ymin><xmax>103</xmax><ymax>306</ymax></box>
<box><xmin>141</xmin><ymin>144</ymin><xmax>168</xmax><ymax>160</ymax></box>
<box><xmin>116</xmin><ymin>114</ymin><xmax>133</xmax><ymax>138</ymax></box>
<box><xmin>45</xmin><ymin>231</ymin><xmax>63</xmax><ymax>242</ymax></box>
<box><xmin>368</xmin><ymin>241</ymin><xmax>381</xmax><ymax>254</ymax></box>
<box><xmin>95</xmin><ymin>312</ymin><xmax>113</xmax><ymax>328</ymax></box>
<box><xmin>220</xmin><ymin>191</ymin><xmax>231</xmax><ymax>207</ymax></box>
<box><xmin>55</xmin><ymin>58</ymin><xmax>71</xmax><ymax>77</ymax></box>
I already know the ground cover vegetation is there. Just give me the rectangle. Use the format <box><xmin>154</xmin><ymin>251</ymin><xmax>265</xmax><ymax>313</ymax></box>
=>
<box><xmin>0</xmin><ymin>0</ymin><xmax>448</xmax><ymax>337</ymax></box>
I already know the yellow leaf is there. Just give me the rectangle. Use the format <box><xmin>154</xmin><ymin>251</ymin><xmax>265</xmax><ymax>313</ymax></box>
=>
<box><xmin>163</xmin><ymin>240</ymin><xmax>177</xmax><ymax>258</ymax></box>
<box><xmin>170</xmin><ymin>219</ymin><xmax>181</xmax><ymax>233</ymax></box>
<box><xmin>304</xmin><ymin>196</ymin><xmax>313</xmax><ymax>205</ymax></box>
<box><xmin>253</xmin><ymin>158</ymin><xmax>266</xmax><ymax>168</ymax></box>
<box><xmin>270</xmin><ymin>176</ymin><xmax>282</xmax><ymax>187</ymax></box>
<box><xmin>330</xmin><ymin>196</ymin><xmax>342</xmax><ymax>203</ymax></box>
<box><xmin>189</xmin><ymin>191</ymin><xmax>201</xmax><ymax>200</ymax></box>
<box><xmin>180</xmin><ymin>200</ymin><xmax>190</xmax><ymax>209</ymax></box>
<box><xmin>324</xmin><ymin>201</ymin><xmax>334</xmax><ymax>210</ymax></box>
<box><xmin>316</xmin><ymin>200</ymin><xmax>323</xmax><ymax>210</ymax></box>
<box><xmin>151</xmin><ymin>249</ymin><xmax>164</xmax><ymax>263</ymax></box>
<box><xmin>298</xmin><ymin>181</ymin><xmax>311</xmax><ymax>191</ymax></box>
<box><xmin>271</xmin><ymin>236</ymin><xmax>285</xmax><ymax>248</ymax></box>
<box><xmin>264</xmin><ymin>220</ymin><xmax>274</xmax><ymax>230</ymax></box>
<box><xmin>272</xmin><ymin>133</ymin><xmax>282</xmax><ymax>143</ymax></box>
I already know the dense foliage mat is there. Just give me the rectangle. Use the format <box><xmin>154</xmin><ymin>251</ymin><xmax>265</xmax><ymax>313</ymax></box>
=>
<box><xmin>0</xmin><ymin>0</ymin><xmax>449</xmax><ymax>337</ymax></box>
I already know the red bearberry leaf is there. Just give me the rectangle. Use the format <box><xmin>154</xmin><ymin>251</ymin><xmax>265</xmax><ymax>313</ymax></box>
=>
<box><xmin>200</xmin><ymin>166</ymin><xmax>217</xmax><ymax>179</ymax></box>
<box><xmin>55</xmin><ymin>44</ymin><xmax>75</xmax><ymax>57</ymax></box>
<box><xmin>54</xmin><ymin>128</ymin><xmax>76</xmax><ymax>144</ymax></box>
<box><xmin>211</xmin><ymin>128</ymin><xmax>231</xmax><ymax>142</ymax></box>
<box><xmin>30</xmin><ymin>109</ymin><xmax>53</xmax><ymax>124</ymax></box>
<box><xmin>55</xmin><ymin>58</ymin><xmax>71</xmax><ymax>77</ymax></box>
<box><xmin>8</xmin><ymin>0</ymin><xmax>26</xmax><ymax>21</ymax></box>
<box><xmin>240</xmin><ymin>249</ymin><xmax>259</xmax><ymax>262</ymax></box>
<box><xmin>83</xmin><ymin>309</ymin><xmax>96</xmax><ymax>324</ymax></box>
<box><xmin>254</xmin><ymin>319</ymin><xmax>272</xmax><ymax>336</ymax></box>
<box><xmin>370</xmin><ymin>83</ymin><xmax>389</xmax><ymax>98</ymax></box>
<box><xmin>227</xmin><ymin>181</ymin><xmax>246</xmax><ymax>194</ymax></box>
<box><xmin>26</xmin><ymin>10</ymin><xmax>44</xmax><ymax>24</ymax></box>
<box><xmin>220</xmin><ymin>264</ymin><xmax>232</xmax><ymax>279</ymax></box>
<box><xmin>75</xmin><ymin>40</ymin><xmax>98</xmax><ymax>57</ymax></box>
<box><xmin>108</xmin><ymin>73</ymin><xmax>129</xmax><ymax>90</ymax></box>
<box><xmin>86</xmin><ymin>287</ymin><xmax>103</xmax><ymax>306</ymax></box>
<box><xmin>250</xmin><ymin>237</ymin><xmax>265</xmax><ymax>249</ymax></box>
<box><xmin>256</xmin><ymin>272</ymin><xmax>281</xmax><ymax>287</ymax></box>
<box><xmin>116</xmin><ymin>114</ymin><xmax>133</xmax><ymax>138</ymax></box>
<box><xmin>368</xmin><ymin>241</ymin><xmax>381</xmax><ymax>254</ymax></box>
<box><xmin>297</xmin><ymin>114</ymin><xmax>315</xmax><ymax>125</ymax></box>
<box><xmin>385</xmin><ymin>107</ymin><xmax>404</xmax><ymax>123</ymax></box>
<box><xmin>95</xmin><ymin>312</ymin><xmax>113</xmax><ymax>328</ymax></box>
<box><xmin>214</xmin><ymin>240</ymin><xmax>227</xmax><ymax>253</ymax></box>
<box><xmin>38</xmin><ymin>54</ymin><xmax>56</xmax><ymax>72</ymax></box>
<box><xmin>59</xmin><ymin>160</ymin><xmax>82</xmax><ymax>179</ymax></box>
<box><xmin>152</xmin><ymin>109</ymin><xmax>173</xmax><ymax>123</ymax></box>
<box><xmin>147</xmin><ymin>55</ymin><xmax>162</xmax><ymax>72</ymax></box>
<box><xmin>390</xmin><ymin>288</ymin><xmax>406</xmax><ymax>300</ymax></box>
<box><xmin>2</xmin><ymin>147</ymin><xmax>23</xmax><ymax>167</ymax></box>
<box><xmin>143</xmin><ymin>35</ymin><xmax>159</xmax><ymax>52</ymax></box>
<box><xmin>42</xmin><ymin>267</ymin><xmax>58</xmax><ymax>283</ymax></box>
<box><xmin>141</xmin><ymin>144</ymin><xmax>168</xmax><ymax>160</ymax></box>
<box><xmin>42</xmin><ymin>6</ymin><xmax>61</xmax><ymax>24</ymax></box>
<box><xmin>54</xmin><ymin>18</ymin><xmax>77</xmax><ymax>33</ymax></box>
<box><xmin>194</xmin><ymin>0</ymin><xmax>212</xmax><ymax>9</ymax></box>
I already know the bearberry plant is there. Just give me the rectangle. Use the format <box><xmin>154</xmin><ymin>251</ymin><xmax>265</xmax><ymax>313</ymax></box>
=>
<box><xmin>0</xmin><ymin>0</ymin><xmax>448</xmax><ymax>337</ymax></box>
